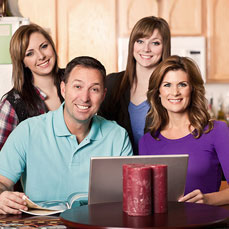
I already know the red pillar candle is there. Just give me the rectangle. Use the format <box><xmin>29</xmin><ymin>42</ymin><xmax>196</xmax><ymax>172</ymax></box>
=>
<box><xmin>122</xmin><ymin>164</ymin><xmax>130</xmax><ymax>213</ymax></box>
<box><xmin>151</xmin><ymin>165</ymin><xmax>168</xmax><ymax>213</ymax></box>
<box><xmin>123</xmin><ymin>164</ymin><xmax>152</xmax><ymax>216</ymax></box>
<box><xmin>123</xmin><ymin>164</ymin><xmax>144</xmax><ymax>213</ymax></box>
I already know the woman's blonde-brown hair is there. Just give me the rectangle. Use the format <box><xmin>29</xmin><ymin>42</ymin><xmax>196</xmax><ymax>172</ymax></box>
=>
<box><xmin>145</xmin><ymin>55</ymin><xmax>213</xmax><ymax>139</ymax></box>
<box><xmin>10</xmin><ymin>23</ymin><xmax>59</xmax><ymax>92</ymax></box>
<box><xmin>8</xmin><ymin>23</ymin><xmax>62</xmax><ymax>115</ymax></box>
<box><xmin>114</xmin><ymin>16</ymin><xmax>171</xmax><ymax>103</ymax></box>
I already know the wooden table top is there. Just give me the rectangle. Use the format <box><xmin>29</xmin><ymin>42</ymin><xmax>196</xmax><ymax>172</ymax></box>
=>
<box><xmin>60</xmin><ymin>201</ymin><xmax>229</xmax><ymax>228</ymax></box>
<box><xmin>0</xmin><ymin>202</ymin><xmax>229</xmax><ymax>228</ymax></box>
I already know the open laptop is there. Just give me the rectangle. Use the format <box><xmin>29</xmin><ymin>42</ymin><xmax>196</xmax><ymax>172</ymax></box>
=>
<box><xmin>88</xmin><ymin>154</ymin><xmax>189</xmax><ymax>205</ymax></box>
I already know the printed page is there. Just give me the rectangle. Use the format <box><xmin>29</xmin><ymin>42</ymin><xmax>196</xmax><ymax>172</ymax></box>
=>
<box><xmin>67</xmin><ymin>192</ymin><xmax>88</xmax><ymax>208</ymax></box>
<box><xmin>20</xmin><ymin>208</ymin><xmax>64</xmax><ymax>216</ymax></box>
<box><xmin>21</xmin><ymin>195</ymin><xmax>68</xmax><ymax>215</ymax></box>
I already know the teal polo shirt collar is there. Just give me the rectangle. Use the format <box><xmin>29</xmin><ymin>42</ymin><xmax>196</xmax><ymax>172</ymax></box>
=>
<box><xmin>54</xmin><ymin>103</ymin><xmax>103</xmax><ymax>141</ymax></box>
<box><xmin>87</xmin><ymin>116</ymin><xmax>103</xmax><ymax>141</ymax></box>
<box><xmin>54</xmin><ymin>103</ymin><xmax>72</xmax><ymax>137</ymax></box>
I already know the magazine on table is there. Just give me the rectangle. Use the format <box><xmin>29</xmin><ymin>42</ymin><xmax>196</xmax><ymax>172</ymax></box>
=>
<box><xmin>20</xmin><ymin>192</ymin><xmax>88</xmax><ymax>216</ymax></box>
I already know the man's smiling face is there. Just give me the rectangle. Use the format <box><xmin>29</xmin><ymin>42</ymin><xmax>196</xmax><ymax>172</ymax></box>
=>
<box><xmin>61</xmin><ymin>65</ymin><xmax>106</xmax><ymax>126</ymax></box>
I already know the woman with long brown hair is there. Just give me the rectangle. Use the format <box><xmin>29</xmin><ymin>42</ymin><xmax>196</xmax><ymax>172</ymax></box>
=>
<box><xmin>0</xmin><ymin>23</ymin><xmax>64</xmax><ymax>150</ymax></box>
<box><xmin>99</xmin><ymin>16</ymin><xmax>171</xmax><ymax>154</ymax></box>
<box><xmin>139</xmin><ymin>55</ymin><xmax>229</xmax><ymax>205</ymax></box>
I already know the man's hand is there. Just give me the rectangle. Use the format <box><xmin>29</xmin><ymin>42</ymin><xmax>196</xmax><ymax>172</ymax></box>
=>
<box><xmin>0</xmin><ymin>191</ymin><xmax>28</xmax><ymax>214</ymax></box>
<box><xmin>178</xmin><ymin>189</ymin><xmax>206</xmax><ymax>204</ymax></box>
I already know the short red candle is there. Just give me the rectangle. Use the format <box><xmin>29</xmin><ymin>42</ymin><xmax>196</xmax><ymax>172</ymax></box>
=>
<box><xmin>123</xmin><ymin>164</ymin><xmax>152</xmax><ymax>216</ymax></box>
<box><xmin>151</xmin><ymin>165</ymin><xmax>168</xmax><ymax>213</ymax></box>
<box><xmin>122</xmin><ymin>164</ymin><xmax>130</xmax><ymax>213</ymax></box>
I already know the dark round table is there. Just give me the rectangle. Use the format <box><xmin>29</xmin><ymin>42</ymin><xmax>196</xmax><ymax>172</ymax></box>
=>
<box><xmin>60</xmin><ymin>201</ymin><xmax>229</xmax><ymax>228</ymax></box>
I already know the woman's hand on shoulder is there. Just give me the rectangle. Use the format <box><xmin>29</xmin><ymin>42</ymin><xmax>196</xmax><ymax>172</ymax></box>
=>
<box><xmin>178</xmin><ymin>189</ymin><xmax>206</xmax><ymax>204</ymax></box>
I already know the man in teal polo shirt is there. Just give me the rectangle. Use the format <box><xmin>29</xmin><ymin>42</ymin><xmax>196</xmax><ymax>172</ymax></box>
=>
<box><xmin>0</xmin><ymin>56</ymin><xmax>133</xmax><ymax>214</ymax></box>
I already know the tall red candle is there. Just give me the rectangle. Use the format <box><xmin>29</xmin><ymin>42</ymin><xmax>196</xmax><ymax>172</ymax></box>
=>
<box><xmin>151</xmin><ymin>165</ymin><xmax>168</xmax><ymax>213</ymax></box>
<box><xmin>123</xmin><ymin>164</ymin><xmax>152</xmax><ymax>216</ymax></box>
<box><xmin>123</xmin><ymin>164</ymin><xmax>142</xmax><ymax>213</ymax></box>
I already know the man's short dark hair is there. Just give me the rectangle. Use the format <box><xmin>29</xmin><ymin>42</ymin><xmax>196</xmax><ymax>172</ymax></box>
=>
<box><xmin>63</xmin><ymin>56</ymin><xmax>106</xmax><ymax>86</ymax></box>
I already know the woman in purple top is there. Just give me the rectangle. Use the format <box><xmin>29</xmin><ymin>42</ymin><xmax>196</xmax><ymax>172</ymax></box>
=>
<box><xmin>139</xmin><ymin>55</ymin><xmax>229</xmax><ymax>206</ymax></box>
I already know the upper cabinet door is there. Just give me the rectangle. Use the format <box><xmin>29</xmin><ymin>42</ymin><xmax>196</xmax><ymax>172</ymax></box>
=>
<box><xmin>57</xmin><ymin>0</ymin><xmax>117</xmax><ymax>73</ymax></box>
<box><xmin>18</xmin><ymin>0</ymin><xmax>117</xmax><ymax>73</ymax></box>
<box><xmin>18</xmin><ymin>0</ymin><xmax>57</xmax><ymax>43</ymax></box>
<box><xmin>118</xmin><ymin>0</ymin><xmax>159</xmax><ymax>37</ymax></box>
<box><xmin>206</xmin><ymin>0</ymin><xmax>229</xmax><ymax>82</ymax></box>
<box><xmin>160</xmin><ymin>0</ymin><xmax>203</xmax><ymax>36</ymax></box>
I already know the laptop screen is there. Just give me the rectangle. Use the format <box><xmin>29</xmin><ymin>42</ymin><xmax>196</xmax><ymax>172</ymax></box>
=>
<box><xmin>88</xmin><ymin>154</ymin><xmax>189</xmax><ymax>205</ymax></box>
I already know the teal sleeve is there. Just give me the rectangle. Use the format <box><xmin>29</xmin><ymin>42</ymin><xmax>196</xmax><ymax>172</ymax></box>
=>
<box><xmin>120</xmin><ymin>130</ymin><xmax>133</xmax><ymax>156</ymax></box>
<box><xmin>0</xmin><ymin>121</ymin><xmax>27</xmax><ymax>183</ymax></box>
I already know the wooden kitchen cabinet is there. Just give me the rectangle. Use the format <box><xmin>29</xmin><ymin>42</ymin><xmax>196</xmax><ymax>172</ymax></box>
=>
<box><xmin>18</xmin><ymin>0</ymin><xmax>57</xmax><ymax>44</ymax></box>
<box><xmin>159</xmin><ymin>0</ymin><xmax>229</xmax><ymax>82</ymax></box>
<box><xmin>56</xmin><ymin>0</ymin><xmax>117</xmax><ymax>73</ymax></box>
<box><xmin>18</xmin><ymin>0</ymin><xmax>117</xmax><ymax>73</ymax></box>
<box><xmin>117</xmin><ymin>0</ymin><xmax>159</xmax><ymax>37</ymax></box>
<box><xmin>206</xmin><ymin>0</ymin><xmax>229</xmax><ymax>82</ymax></box>
<box><xmin>117</xmin><ymin>0</ymin><xmax>203</xmax><ymax>36</ymax></box>
<box><xmin>15</xmin><ymin>0</ymin><xmax>229</xmax><ymax>81</ymax></box>
<box><xmin>160</xmin><ymin>0</ymin><xmax>203</xmax><ymax>36</ymax></box>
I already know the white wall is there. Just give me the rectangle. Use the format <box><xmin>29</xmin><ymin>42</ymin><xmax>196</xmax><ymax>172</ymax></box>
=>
<box><xmin>0</xmin><ymin>64</ymin><xmax>12</xmax><ymax>99</ymax></box>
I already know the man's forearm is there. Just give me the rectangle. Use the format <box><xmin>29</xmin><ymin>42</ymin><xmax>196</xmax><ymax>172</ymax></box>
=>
<box><xmin>0</xmin><ymin>182</ymin><xmax>13</xmax><ymax>194</ymax></box>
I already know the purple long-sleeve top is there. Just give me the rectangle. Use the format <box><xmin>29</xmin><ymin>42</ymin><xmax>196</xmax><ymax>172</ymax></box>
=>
<box><xmin>139</xmin><ymin>120</ymin><xmax>229</xmax><ymax>195</ymax></box>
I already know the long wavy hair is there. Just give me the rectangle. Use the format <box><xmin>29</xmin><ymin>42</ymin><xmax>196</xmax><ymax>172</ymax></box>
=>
<box><xmin>114</xmin><ymin>16</ymin><xmax>171</xmax><ymax>103</ymax></box>
<box><xmin>145</xmin><ymin>55</ymin><xmax>214</xmax><ymax>139</ymax></box>
<box><xmin>9</xmin><ymin>23</ymin><xmax>61</xmax><ymax>115</ymax></box>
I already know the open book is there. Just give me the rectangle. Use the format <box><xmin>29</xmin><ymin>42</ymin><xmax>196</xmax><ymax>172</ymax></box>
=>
<box><xmin>20</xmin><ymin>192</ymin><xmax>88</xmax><ymax>216</ymax></box>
